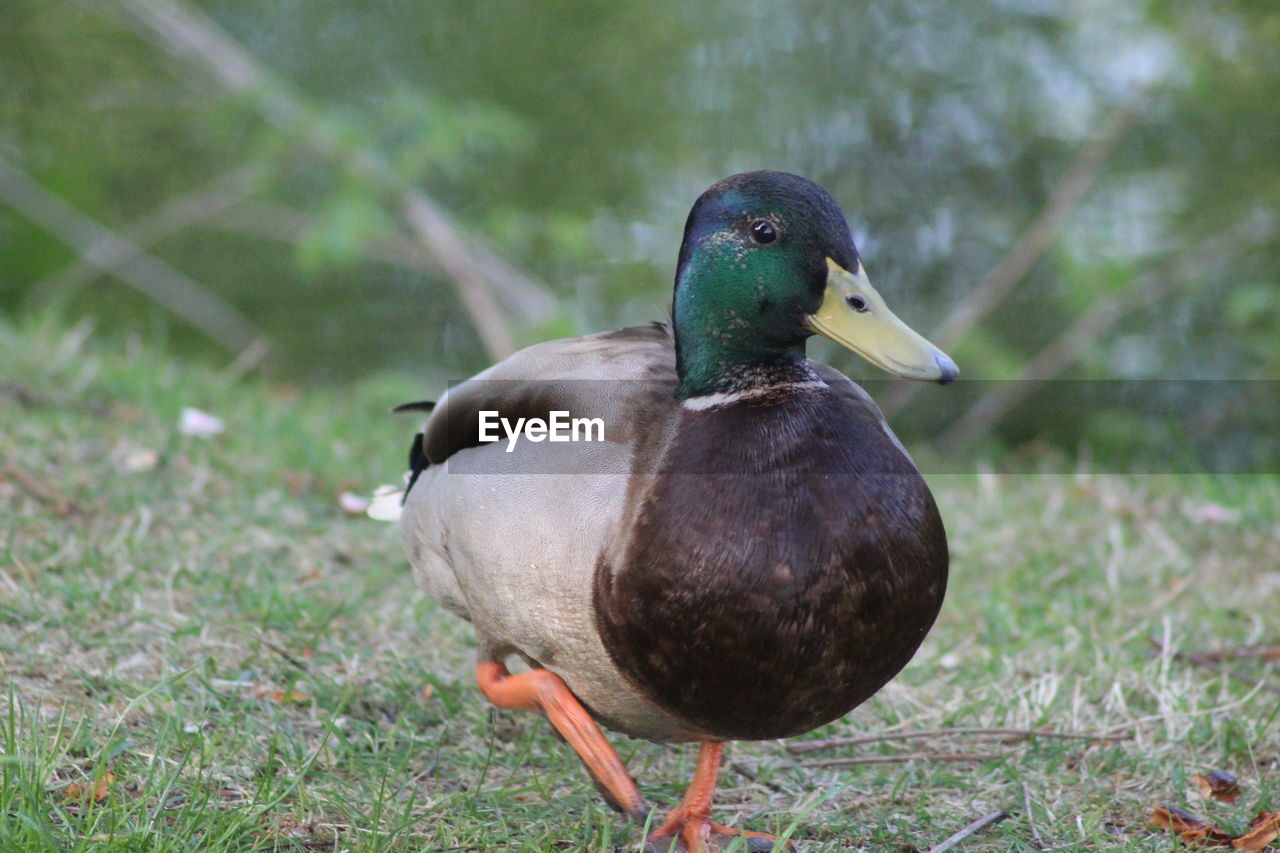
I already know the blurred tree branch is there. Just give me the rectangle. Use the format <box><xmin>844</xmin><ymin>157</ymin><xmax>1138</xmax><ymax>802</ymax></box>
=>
<box><xmin>935</xmin><ymin>266</ymin><xmax>1176</xmax><ymax>455</ymax></box>
<box><xmin>102</xmin><ymin>0</ymin><xmax>556</xmax><ymax>360</ymax></box>
<box><xmin>935</xmin><ymin>217</ymin><xmax>1273</xmax><ymax>454</ymax></box>
<box><xmin>33</xmin><ymin>164</ymin><xmax>263</xmax><ymax>301</ymax></box>
<box><xmin>34</xmin><ymin>172</ymin><xmax>545</xmax><ymax>334</ymax></box>
<box><xmin>882</xmin><ymin>94</ymin><xmax>1147</xmax><ymax>419</ymax></box>
<box><xmin>203</xmin><ymin>201</ymin><xmax>464</xmax><ymax>280</ymax></box>
<box><xmin>0</xmin><ymin>153</ymin><xmax>269</xmax><ymax>361</ymax></box>
<box><xmin>933</xmin><ymin>95</ymin><xmax>1148</xmax><ymax>351</ymax></box>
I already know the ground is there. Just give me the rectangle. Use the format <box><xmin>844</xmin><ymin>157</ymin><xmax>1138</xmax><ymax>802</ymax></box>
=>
<box><xmin>2</xmin><ymin>316</ymin><xmax>1277</xmax><ymax>851</ymax></box>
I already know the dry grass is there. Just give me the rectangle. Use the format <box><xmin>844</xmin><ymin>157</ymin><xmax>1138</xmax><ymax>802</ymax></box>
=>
<box><xmin>1</xmin><ymin>315</ymin><xmax>1277</xmax><ymax>851</ymax></box>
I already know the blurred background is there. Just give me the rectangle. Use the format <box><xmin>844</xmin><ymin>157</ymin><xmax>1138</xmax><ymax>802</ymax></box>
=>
<box><xmin>2</xmin><ymin>0</ymin><xmax>1277</xmax><ymax>471</ymax></box>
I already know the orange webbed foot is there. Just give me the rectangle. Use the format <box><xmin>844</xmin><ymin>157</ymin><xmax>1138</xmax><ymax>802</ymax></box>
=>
<box><xmin>644</xmin><ymin>741</ymin><xmax>793</xmax><ymax>852</ymax></box>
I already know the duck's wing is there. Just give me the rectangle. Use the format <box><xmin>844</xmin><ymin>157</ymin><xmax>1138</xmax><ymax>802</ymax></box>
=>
<box><xmin>370</xmin><ymin>322</ymin><xmax>675</xmax><ymax>519</ymax></box>
<box><xmin>416</xmin><ymin>322</ymin><xmax>675</xmax><ymax>472</ymax></box>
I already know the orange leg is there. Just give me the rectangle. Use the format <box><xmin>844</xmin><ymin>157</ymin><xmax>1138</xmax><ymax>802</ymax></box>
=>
<box><xmin>645</xmin><ymin>741</ymin><xmax>788</xmax><ymax>852</ymax></box>
<box><xmin>475</xmin><ymin>661</ymin><xmax>649</xmax><ymax>821</ymax></box>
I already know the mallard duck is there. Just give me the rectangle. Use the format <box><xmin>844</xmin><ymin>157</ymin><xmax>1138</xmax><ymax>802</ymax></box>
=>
<box><xmin>381</xmin><ymin>171</ymin><xmax>956</xmax><ymax>851</ymax></box>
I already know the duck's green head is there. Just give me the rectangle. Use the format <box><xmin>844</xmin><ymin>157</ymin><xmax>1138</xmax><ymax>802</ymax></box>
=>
<box><xmin>672</xmin><ymin>170</ymin><xmax>957</xmax><ymax>398</ymax></box>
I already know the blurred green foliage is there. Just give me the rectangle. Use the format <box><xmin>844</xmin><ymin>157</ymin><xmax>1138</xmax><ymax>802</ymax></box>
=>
<box><xmin>1</xmin><ymin>0</ymin><xmax>1276</xmax><ymax>468</ymax></box>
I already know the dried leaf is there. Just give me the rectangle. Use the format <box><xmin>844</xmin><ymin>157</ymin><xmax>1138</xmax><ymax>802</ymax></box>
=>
<box><xmin>1193</xmin><ymin>771</ymin><xmax>1242</xmax><ymax>804</ymax></box>
<box><xmin>250</xmin><ymin>684</ymin><xmax>309</xmax><ymax>703</ymax></box>
<box><xmin>219</xmin><ymin>785</ymin><xmax>248</xmax><ymax>802</ymax></box>
<box><xmin>1150</xmin><ymin>806</ymin><xmax>1280</xmax><ymax>850</ymax></box>
<box><xmin>1151</xmin><ymin>806</ymin><xmax>1208</xmax><ymax>833</ymax></box>
<box><xmin>1149</xmin><ymin>806</ymin><xmax>1235</xmax><ymax>847</ymax></box>
<box><xmin>274</xmin><ymin>814</ymin><xmax>309</xmax><ymax>837</ymax></box>
<box><xmin>64</xmin><ymin>772</ymin><xmax>115</xmax><ymax>803</ymax></box>
<box><xmin>1233</xmin><ymin>812</ymin><xmax>1280</xmax><ymax>853</ymax></box>
<box><xmin>254</xmin><ymin>812</ymin><xmax>347</xmax><ymax>849</ymax></box>
<box><xmin>271</xmin><ymin>689</ymin><xmax>309</xmax><ymax>704</ymax></box>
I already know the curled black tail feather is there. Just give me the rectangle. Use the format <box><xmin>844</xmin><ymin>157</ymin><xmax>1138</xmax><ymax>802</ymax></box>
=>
<box><xmin>392</xmin><ymin>399</ymin><xmax>436</xmax><ymax>413</ymax></box>
<box><xmin>404</xmin><ymin>432</ymin><xmax>429</xmax><ymax>500</ymax></box>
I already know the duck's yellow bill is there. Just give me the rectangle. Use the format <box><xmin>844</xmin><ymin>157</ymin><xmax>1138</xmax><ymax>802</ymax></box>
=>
<box><xmin>808</xmin><ymin>258</ymin><xmax>958</xmax><ymax>384</ymax></box>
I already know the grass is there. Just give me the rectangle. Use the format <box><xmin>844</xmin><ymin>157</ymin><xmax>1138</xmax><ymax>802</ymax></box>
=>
<box><xmin>1</xmin><ymin>313</ymin><xmax>1277</xmax><ymax>851</ymax></box>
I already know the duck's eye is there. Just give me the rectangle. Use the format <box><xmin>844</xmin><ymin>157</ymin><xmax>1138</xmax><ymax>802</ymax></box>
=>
<box><xmin>846</xmin><ymin>295</ymin><xmax>869</xmax><ymax>313</ymax></box>
<box><xmin>749</xmin><ymin>220</ymin><xmax>777</xmax><ymax>244</ymax></box>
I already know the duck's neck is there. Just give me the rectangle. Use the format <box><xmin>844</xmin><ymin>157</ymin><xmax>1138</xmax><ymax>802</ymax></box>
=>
<box><xmin>675</xmin><ymin>341</ymin><xmax>815</xmax><ymax>399</ymax></box>
<box><xmin>673</xmin><ymin>280</ymin><xmax>814</xmax><ymax>399</ymax></box>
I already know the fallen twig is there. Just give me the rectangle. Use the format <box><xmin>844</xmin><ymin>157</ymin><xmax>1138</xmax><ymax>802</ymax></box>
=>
<box><xmin>928</xmin><ymin>809</ymin><xmax>1010</xmax><ymax>853</ymax></box>
<box><xmin>786</xmin><ymin>726</ymin><xmax>1132</xmax><ymax>755</ymax></box>
<box><xmin>799</xmin><ymin>751</ymin><xmax>1013</xmax><ymax>768</ymax></box>
<box><xmin>726</xmin><ymin>759</ymin><xmax>786</xmax><ymax>795</ymax></box>
<box><xmin>1150</xmin><ymin>638</ymin><xmax>1280</xmax><ymax>696</ymax></box>
<box><xmin>239</xmin><ymin>628</ymin><xmax>310</xmax><ymax>673</ymax></box>
<box><xmin>3</xmin><ymin>463</ymin><xmax>78</xmax><ymax>516</ymax></box>
<box><xmin>1198</xmin><ymin>645</ymin><xmax>1280</xmax><ymax>663</ymax></box>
